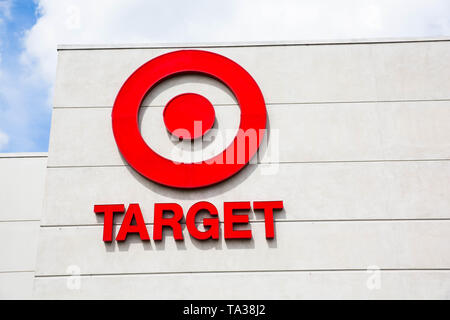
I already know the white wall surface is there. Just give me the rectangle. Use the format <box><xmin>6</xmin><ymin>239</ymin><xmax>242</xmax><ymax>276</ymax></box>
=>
<box><xmin>34</xmin><ymin>271</ymin><xmax>450</xmax><ymax>299</ymax></box>
<box><xmin>35</xmin><ymin>39</ymin><xmax>450</xmax><ymax>299</ymax></box>
<box><xmin>0</xmin><ymin>154</ymin><xmax>47</xmax><ymax>299</ymax></box>
<box><xmin>47</xmin><ymin>101</ymin><xmax>450</xmax><ymax>167</ymax></box>
<box><xmin>53</xmin><ymin>41</ymin><xmax>450</xmax><ymax>108</ymax></box>
<box><xmin>0</xmin><ymin>155</ymin><xmax>47</xmax><ymax>221</ymax></box>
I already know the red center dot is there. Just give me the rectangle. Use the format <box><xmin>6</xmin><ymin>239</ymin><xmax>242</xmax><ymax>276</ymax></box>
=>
<box><xmin>163</xmin><ymin>93</ymin><xmax>215</xmax><ymax>140</ymax></box>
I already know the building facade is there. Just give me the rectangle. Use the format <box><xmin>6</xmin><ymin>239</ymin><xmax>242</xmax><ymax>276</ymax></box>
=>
<box><xmin>1</xmin><ymin>38</ymin><xmax>450</xmax><ymax>299</ymax></box>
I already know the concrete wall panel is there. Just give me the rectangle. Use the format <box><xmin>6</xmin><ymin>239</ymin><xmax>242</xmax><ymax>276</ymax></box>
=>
<box><xmin>33</xmin><ymin>270</ymin><xmax>450</xmax><ymax>299</ymax></box>
<box><xmin>54</xmin><ymin>41</ymin><xmax>450</xmax><ymax>108</ymax></box>
<box><xmin>0</xmin><ymin>272</ymin><xmax>35</xmax><ymax>299</ymax></box>
<box><xmin>35</xmin><ymin>220</ymin><xmax>450</xmax><ymax>276</ymax></box>
<box><xmin>0</xmin><ymin>154</ymin><xmax>46</xmax><ymax>299</ymax></box>
<box><xmin>0</xmin><ymin>221</ymin><xmax>40</xmax><ymax>272</ymax></box>
<box><xmin>41</xmin><ymin>161</ymin><xmax>450</xmax><ymax>226</ymax></box>
<box><xmin>47</xmin><ymin>101</ymin><xmax>450</xmax><ymax>167</ymax></box>
<box><xmin>0</xmin><ymin>155</ymin><xmax>47</xmax><ymax>221</ymax></box>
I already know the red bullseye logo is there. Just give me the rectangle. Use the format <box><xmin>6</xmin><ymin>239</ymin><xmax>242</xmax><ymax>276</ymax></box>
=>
<box><xmin>112</xmin><ymin>50</ymin><xmax>267</xmax><ymax>188</ymax></box>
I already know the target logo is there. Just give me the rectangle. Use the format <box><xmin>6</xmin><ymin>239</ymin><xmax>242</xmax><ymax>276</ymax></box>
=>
<box><xmin>97</xmin><ymin>51</ymin><xmax>282</xmax><ymax>242</ymax></box>
<box><xmin>112</xmin><ymin>50</ymin><xmax>267</xmax><ymax>188</ymax></box>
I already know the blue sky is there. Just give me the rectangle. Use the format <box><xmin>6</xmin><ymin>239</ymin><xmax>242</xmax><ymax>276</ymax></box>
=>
<box><xmin>0</xmin><ymin>0</ymin><xmax>449</xmax><ymax>153</ymax></box>
<box><xmin>0</xmin><ymin>0</ymin><xmax>50</xmax><ymax>152</ymax></box>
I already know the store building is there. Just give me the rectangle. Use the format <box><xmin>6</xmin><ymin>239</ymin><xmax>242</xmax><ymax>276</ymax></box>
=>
<box><xmin>1</xmin><ymin>38</ymin><xmax>450</xmax><ymax>299</ymax></box>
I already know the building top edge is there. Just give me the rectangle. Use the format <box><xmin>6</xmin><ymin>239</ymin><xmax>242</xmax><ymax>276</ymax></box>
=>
<box><xmin>0</xmin><ymin>152</ymin><xmax>48</xmax><ymax>158</ymax></box>
<box><xmin>57</xmin><ymin>36</ymin><xmax>450</xmax><ymax>51</ymax></box>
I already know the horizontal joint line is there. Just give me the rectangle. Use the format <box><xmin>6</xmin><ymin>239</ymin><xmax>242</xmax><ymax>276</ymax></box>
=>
<box><xmin>53</xmin><ymin>98</ymin><xmax>450</xmax><ymax>109</ymax></box>
<box><xmin>46</xmin><ymin>158</ymin><xmax>450</xmax><ymax>169</ymax></box>
<box><xmin>34</xmin><ymin>268</ymin><xmax>450</xmax><ymax>278</ymax></box>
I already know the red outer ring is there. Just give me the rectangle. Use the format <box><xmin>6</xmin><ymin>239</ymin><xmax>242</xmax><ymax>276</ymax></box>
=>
<box><xmin>112</xmin><ymin>50</ymin><xmax>266</xmax><ymax>188</ymax></box>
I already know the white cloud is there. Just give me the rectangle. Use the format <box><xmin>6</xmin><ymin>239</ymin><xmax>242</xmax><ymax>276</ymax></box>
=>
<box><xmin>0</xmin><ymin>129</ymin><xmax>9</xmax><ymax>150</ymax></box>
<box><xmin>21</xmin><ymin>0</ymin><xmax>450</xmax><ymax>90</ymax></box>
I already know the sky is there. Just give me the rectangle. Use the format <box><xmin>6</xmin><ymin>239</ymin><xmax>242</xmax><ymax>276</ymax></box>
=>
<box><xmin>0</xmin><ymin>0</ymin><xmax>449</xmax><ymax>152</ymax></box>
